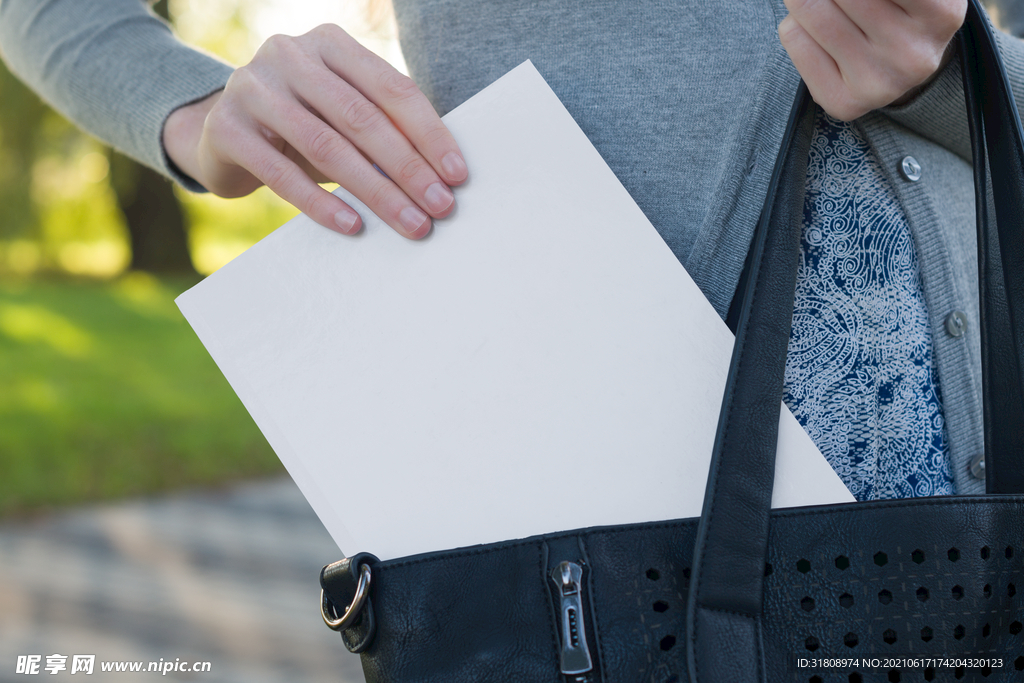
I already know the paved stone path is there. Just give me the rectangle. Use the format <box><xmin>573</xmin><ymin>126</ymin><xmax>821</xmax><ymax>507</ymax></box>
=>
<box><xmin>0</xmin><ymin>477</ymin><xmax>365</xmax><ymax>682</ymax></box>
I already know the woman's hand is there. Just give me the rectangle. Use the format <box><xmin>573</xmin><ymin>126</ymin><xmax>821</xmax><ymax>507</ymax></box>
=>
<box><xmin>162</xmin><ymin>24</ymin><xmax>468</xmax><ymax>239</ymax></box>
<box><xmin>778</xmin><ymin>0</ymin><xmax>967</xmax><ymax>120</ymax></box>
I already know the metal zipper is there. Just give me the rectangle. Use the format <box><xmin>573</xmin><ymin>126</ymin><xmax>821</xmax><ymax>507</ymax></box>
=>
<box><xmin>550</xmin><ymin>560</ymin><xmax>594</xmax><ymax>682</ymax></box>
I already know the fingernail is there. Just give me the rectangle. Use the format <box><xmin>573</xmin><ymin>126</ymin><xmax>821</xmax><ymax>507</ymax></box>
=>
<box><xmin>334</xmin><ymin>210</ymin><xmax>360</xmax><ymax>235</ymax></box>
<box><xmin>424</xmin><ymin>182</ymin><xmax>454</xmax><ymax>213</ymax></box>
<box><xmin>441</xmin><ymin>152</ymin><xmax>468</xmax><ymax>182</ymax></box>
<box><xmin>400</xmin><ymin>206</ymin><xmax>431</xmax><ymax>238</ymax></box>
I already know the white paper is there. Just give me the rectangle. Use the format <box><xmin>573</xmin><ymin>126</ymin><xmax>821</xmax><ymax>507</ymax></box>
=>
<box><xmin>176</xmin><ymin>61</ymin><xmax>854</xmax><ymax>561</ymax></box>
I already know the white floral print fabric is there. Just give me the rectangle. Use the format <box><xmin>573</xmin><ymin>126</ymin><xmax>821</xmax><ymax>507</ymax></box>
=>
<box><xmin>783</xmin><ymin>113</ymin><xmax>955</xmax><ymax>501</ymax></box>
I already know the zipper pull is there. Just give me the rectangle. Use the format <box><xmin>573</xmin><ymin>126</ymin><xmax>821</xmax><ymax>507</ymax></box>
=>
<box><xmin>550</xmin><ymin>561</ymin><xmax>594</xmax><ymax>680</ymax></box>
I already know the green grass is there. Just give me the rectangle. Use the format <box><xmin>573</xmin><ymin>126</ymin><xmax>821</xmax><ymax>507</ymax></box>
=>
<box><xmin>0</xmin><ymin>273</ymin><xmax>282</xmax><ymax>517</ymax></box>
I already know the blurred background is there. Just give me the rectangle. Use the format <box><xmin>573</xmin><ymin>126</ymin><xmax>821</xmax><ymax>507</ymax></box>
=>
<box><xmin>0</xmin><ymin>0</ymin><xmax>404</xmax><ymax>680</ymax></box>
<box><xmin>5</xmin><ymin>2</ymin><xmax>1020</xmax><ymax>682</ymax></box>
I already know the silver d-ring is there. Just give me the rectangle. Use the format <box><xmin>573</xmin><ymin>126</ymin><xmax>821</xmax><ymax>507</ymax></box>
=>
<box><xmin>321</xmin><ymin>563</ymin><xmax>372</xmax><ymax>632</ymax></box>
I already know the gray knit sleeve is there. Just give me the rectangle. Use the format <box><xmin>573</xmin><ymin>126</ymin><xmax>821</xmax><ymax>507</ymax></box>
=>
<box><xmin>0</xmin><ymin>0</ymin><xmax>234</xmax><ymax>191</ymax></box>
<box><xmin>882</xmin><ymin>10</ymin><xmax>1024</xmax><ymax>164</ymax></box>
<box><xmin>881</xmin><ymin>41</ymin><xmax>971</xmax><ymax>163</ymax></box>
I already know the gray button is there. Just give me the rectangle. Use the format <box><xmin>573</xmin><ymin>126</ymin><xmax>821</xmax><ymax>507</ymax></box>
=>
<box><xmin>970</xmin><ymin>453</ymin><xmax>986</xmax><ymax>480</ymax></box>
<box><xmin>900</xmin><ymin>156</ymin><xmax>922</xmax><ymax>182</ymax></box>
<box><xmin>945</xmin><ymin>310</ymin><xmax>968</xmax><ymax>337</ymax></box>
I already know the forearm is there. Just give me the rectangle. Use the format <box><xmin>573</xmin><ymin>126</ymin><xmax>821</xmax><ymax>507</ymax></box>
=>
<box><xmin>0</xmin><ymin>0</ymin><xmax>233</xmax><ymax>190</ymax></box>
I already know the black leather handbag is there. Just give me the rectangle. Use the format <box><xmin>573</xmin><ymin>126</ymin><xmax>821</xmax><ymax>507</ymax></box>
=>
<box><xmin>320</xmin><ymin>3</ymin><xmax>1024</xmax><ymax>680</ymax></box>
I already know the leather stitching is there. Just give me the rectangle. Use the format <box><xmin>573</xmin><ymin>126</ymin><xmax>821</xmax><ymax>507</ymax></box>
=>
<box><xmin>770</xmin><ymin>495</ymin><xmax>1020</xmax><ymax>519</ymax></box>
<box><xmin>539</xmin><ymin>543</ymin><xmax>560</xmax><ymax>683</ymax></box>
<box><xmin>690</xmin><ymin>230</ymin><xmax>760</xmax><ymax>683</ymax></box>
<box><xmin>367</xmin><ymin>497</ymin><xmax>1023</xmax><ymax>574</ymax></box>
<box><xmin>577</xmin><ymin>536</ymin><xmax>608</xmax><ymax>683</ymax></box>
<box><xmin>695</xmin><ymin>603</ymin><xmax>757</xmax><ymax>620</ymax></box>
<box><xmin>755</xmin><ymin>617</ymin><xmax>764</xmax><ymax>683</ymax></box>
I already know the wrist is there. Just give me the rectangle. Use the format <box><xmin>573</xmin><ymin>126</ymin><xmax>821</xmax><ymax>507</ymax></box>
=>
<box><xmin>163</xmin><ymin>90</ymin><xmax>224</xmax><ymax>189</ymax></box>
<box><xmin>890</xmin><ymin>36</ymin><xmax>958</xmax><ymax>108</ymax></box>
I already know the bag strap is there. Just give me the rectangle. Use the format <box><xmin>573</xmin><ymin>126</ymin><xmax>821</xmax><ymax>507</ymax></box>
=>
<box><xmin>686</xmin><ymin>2</ymin><xmax>1024</xmax><ymax>681</ymax></box>
<box><xmin>684</xmin><ymin>83</ymin><xmax>813</xmax><ymax>683</ymax></box>
<box><xmin>961</xmin><ymin>6</ymin><xmax>1024</xmax><ymax>493</ymax></box>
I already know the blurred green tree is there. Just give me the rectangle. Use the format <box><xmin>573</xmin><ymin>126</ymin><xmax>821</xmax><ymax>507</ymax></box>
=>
<box><xmin>0</xmin><ymin>0</ymin><xmax>331</xmax><ymax>279</ymax></box>
<box><xmin>109</xmin><ymin>152</ymin><xmax>194</xmax><ymax>274</ymax></box>
<box><xmin>0</xmin><ymin>55</ymin><xmax>48</xmax><ymax>244</ymax></box>
<box><xmin>0</xmin><ymin>0</ymin><xmax>195</xmax><ymax>276</ymax></box>
<box><xmin>109</xmin><ymin>0</ymin><xmax>196</xmax><ymax>275</ymax></box>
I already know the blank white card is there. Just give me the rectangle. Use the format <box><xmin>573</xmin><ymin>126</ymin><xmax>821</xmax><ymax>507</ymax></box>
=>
<box><xmin>176</xmin><ymin>61</ymin><xmax>854</xmax><ymax>561</ymax></box>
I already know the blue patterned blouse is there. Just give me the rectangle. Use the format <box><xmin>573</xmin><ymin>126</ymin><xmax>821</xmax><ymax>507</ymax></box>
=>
<box><xmin>782</xmin><ymin>113</ymin><xmax>955</xmax><ymax>502</ymax></box>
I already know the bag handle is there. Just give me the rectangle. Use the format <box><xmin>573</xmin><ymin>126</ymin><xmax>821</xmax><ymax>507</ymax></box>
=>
<box><xmin>961</xmin><ymin>5</ymin><xmax>1024</xmax><ymax>493</ymax></box>
<box><xmin>685</xmin><ymin>2</ymin><xmax>1024</xmax><ymax>681</ymax></box>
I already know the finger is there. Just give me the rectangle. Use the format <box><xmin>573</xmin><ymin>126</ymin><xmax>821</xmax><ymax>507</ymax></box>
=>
<box><xmin>778</xmin><ymin>15</ymin><xmax>864</xmax><ymax>120</ymax></box>
<box><xmin>831</xmin><ymin>0</ymin><xmax>910</xmax><ymax>40</ymax></box>
<box><xmin>313</xmin><ymin>26</ymin><xmax>469</xmax><ymax>186</ymax></box>
<box><xmin>291</xmin><ymin>153</ymin><xmax>332</xmax><ymax>184</ymax></box>
<box><xmin>261</xmin><ymin>100</ymin><xmax>433</xmax><ymax>239</ymax></box>
<box><xmin>833</xmin><ymin>0</ymin><xmax>960</xmax><ymax>79</ymax></box>
<box><xmin>788</xmin><ymin>0</ymin><xmax>958</xmax><ymax>93</ymax></box>
<box><xmin>232</xmin><ymin>131</ymin><xmax>364</xmax><ymax>235</ymax></box>
<box><xmin>783</xmin><ymin>0</ymin><xmax>872</xmax><ymax>78</ymax></box>
<box><xmin>295</xmin><ymin>62</ymin><xmax>456</xmax><ymax>219</ymax></box>
<box><xmin>888</xmin><ymin>0</ymin><xmax>966</xmax><ymax>28</ymax></box>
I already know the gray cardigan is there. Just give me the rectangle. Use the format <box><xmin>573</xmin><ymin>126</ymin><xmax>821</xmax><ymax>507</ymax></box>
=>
<box><xmin>3</xmin><ymin>0</ymin><xmax>1022</xmax><ymax>496</ymax></box>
